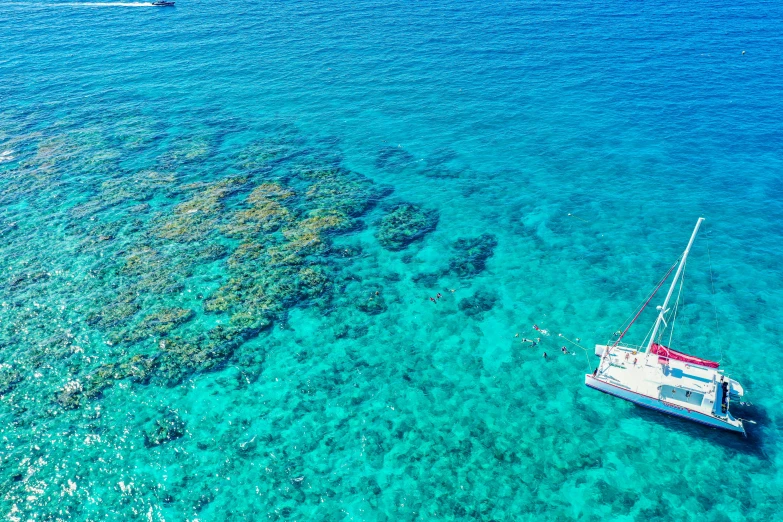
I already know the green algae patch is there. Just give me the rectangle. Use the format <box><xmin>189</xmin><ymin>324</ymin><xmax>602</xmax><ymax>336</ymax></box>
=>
<box><xmin>375</xmin><ymin>202</ymin><xmax>439</xmax><ymax>250</ymax></box>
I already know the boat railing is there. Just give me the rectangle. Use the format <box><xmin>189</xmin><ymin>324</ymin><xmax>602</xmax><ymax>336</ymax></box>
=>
<box><xmin>610</xmin><ymin>342</ymin><xmax>645</xmax><ymax>352</ymax></box>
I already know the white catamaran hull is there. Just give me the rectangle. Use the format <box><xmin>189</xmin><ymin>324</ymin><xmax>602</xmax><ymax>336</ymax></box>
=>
<box><xmin>585</xmin><ymin>374</ymin><xmax>746</xmax><ymax>434</ymax></box>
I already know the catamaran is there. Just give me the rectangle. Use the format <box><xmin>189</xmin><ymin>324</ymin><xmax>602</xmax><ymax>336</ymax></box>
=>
<box><xmin>585</xmin><ymin>218</ymin><xmax>747</xmax><ymax>435</ymax></box>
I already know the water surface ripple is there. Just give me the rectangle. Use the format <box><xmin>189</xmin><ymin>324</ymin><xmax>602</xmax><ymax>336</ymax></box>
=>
<box><xmin>1</xmin><ymin>0</ymin><xmax>782</xmax><ymax>520</ymax></box>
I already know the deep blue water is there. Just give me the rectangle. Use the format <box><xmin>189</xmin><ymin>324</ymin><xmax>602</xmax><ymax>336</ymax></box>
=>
<box><xmin>1</xmin><ymin>0</ymin><xmax>782</xmax><ymax>520</ymax></box>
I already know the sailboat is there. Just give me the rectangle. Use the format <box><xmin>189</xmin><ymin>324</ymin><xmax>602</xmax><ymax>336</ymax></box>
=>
<box><xmin>585</xmin><ymin>218</ymin><xmax>747</xmax><ymax>435</ymax></box>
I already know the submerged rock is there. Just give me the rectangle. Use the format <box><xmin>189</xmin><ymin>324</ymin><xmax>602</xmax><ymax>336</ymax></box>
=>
<box><xmin>375</xmin><ymin>203</ymin><xmax>439</xmax><ymax>251</ymax></box>
<box><xmin>448</xmin><ymin>233</ymin><xmax>498</xmax><ymax>277</ymax></box>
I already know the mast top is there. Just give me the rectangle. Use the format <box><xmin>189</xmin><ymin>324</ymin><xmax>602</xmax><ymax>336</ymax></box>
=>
<box><xmin>645</xmin><ymin>217</ymin><xmax>704</xmax><ymax>353</ymax></box>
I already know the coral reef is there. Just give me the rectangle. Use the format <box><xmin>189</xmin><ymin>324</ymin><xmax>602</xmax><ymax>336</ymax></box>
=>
<box><xmin>298</xmin><ymin>167</ymin><xmax>388</xmax><ymax>217</ymax></box>
<box><xmin>154</xmin><ymin>177</ymin><xmax>246</xmax><ymax>243</ymax></box>
<box><xmin>85</xmin><ymin>292</ymin><xmax>141</xmax><ymax>329</ymax></box>
<box><xmin>375</xmin><ymin>203</ymin><xmax>439</xmax><ymax>251</ymax></box>
<box><xmin>0</xmin><ymin>124</ymin><xmax>394</xmax><ymax>415</ymax></box>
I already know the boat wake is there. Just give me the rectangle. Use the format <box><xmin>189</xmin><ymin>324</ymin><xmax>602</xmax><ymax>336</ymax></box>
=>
<box><xmin>9</xmin><ymin>2</ymin><xmax>158</xmax><ymax>7</ymax></box>
<box><xmin>59</xmin><ymin>2</ymin><xmax>156</xmax><ymax>6</ymax></box>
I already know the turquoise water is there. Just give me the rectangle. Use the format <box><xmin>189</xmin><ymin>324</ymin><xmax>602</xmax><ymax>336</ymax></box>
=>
<box><xmin>2</xmin><ymin>0</ymin><xmax>783</xmax><ymax>519</ymax></box>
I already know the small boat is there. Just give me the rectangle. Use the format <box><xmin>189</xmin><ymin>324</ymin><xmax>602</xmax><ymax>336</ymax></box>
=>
<box><xmin>585</xmin><ymin>218</ymin><xmax>748</xmax><ymax>435</ymax></box>
<box><xmin>152</xmin><ymin>1</ymin><xmax>175</xmax><ymax>6</ymax></box>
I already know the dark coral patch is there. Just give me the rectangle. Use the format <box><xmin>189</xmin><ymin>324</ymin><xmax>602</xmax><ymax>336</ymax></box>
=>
<box><xmin>144</xmin><ymin>409</ymin><xmax>186</xmax><ymax>447</ymax></box>
<box><xmin>376</xmin><ymin>146</ymin><xmax>416</xmax><ymax>173</ymax></box>
<box><xmin>458</xmin><ymin>289</ymin><xmax>498</xmax><ymax>318</ymax></box>
<box><xmin>375</xmin><ymin>203</ymin><xmax>439</xmax><ymax>251</ymax></box>
<box><xmin>448</xmin><ymin>233</ymin><xmax>498</xmax><ymax>277</ymax></box>
<box><xmin>356</xmin><ymin>294</ymin><xmax>387</xmax><ymax>315</ymax></box>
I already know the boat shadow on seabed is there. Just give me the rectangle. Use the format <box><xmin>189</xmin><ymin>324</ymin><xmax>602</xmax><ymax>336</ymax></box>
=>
<box><xmin>632</xmin><ymin>401</ymin><xmax>770</xmax><ymax>457</ymax></box>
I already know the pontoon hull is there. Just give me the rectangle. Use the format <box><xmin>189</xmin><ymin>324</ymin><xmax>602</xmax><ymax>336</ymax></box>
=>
<box><xmin>585</xmin><ymin>374</ymin><xmax>746</xmax><ymax>435</ymax></box>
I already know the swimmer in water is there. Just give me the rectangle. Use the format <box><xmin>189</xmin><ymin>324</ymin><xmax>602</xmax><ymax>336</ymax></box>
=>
<box><xmin>542</xmin><ymin>352</ymin><xmax>548</xmax><ymax>359</ymax></box>
<box><xmin>429</xmin><ymin>297</ymin><xmax>436</xmax><ymax>303</ymax></box>
<box><xmin>436</xmin><ymin>292</ymin><xmax>442</xmax><ymax>299</ymax></box>
<box><xmin>561</xmin><ymin>346</ymin><xmax>569</xmax><ymax>354</ymax></box>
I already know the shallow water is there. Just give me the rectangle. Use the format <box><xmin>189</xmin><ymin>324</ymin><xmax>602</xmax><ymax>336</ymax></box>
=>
<box><xmin>1</xmin><ymin>0</ymin><xmax>782</xmax><ymax>520</ymax></box>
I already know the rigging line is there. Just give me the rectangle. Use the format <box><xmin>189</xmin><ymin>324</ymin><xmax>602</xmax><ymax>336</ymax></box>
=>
<box><xmin>705</xmin><ymin>229</ymin><xmax>724</xmax><ymax>364</ymax></box>
<box><xmin>558</xmin><ymin>333</ymin><xmax>592</xmax><ymax>373</ymax></box>
<box><xmin>611</xmin><ymin>257</ymin><xmax>680</xmax><ymax>349</ymax></box>
<box><xmin>609</xmin><ymin>264</ymin><xmax>673</xmax><ymax>339</ymax></box>
<box><xmin>598</xmin><ymin>257</ymin><xmax>681</xmax><ymax>375</ymax></box>
<box><xmin>612</xmin><ymin>268</ymin><xmax>673</xmax><ymax>337</ymax></box>
<box><xmin>667</xmin><ymin>262</ymin><xmax>686</xmax><ymax>348</ymax></box>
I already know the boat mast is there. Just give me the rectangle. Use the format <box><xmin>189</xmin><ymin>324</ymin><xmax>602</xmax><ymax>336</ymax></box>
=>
<box><xmin>645</xmin><ymin>217</ymin><xmax>704</xmax><ymax>353</ymax></box>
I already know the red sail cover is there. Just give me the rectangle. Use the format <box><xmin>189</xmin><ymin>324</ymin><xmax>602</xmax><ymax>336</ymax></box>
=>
<box><xmin>651</xmin><ymin>343</ymin><xmax>720</xmax><ymax>368</ymax></box>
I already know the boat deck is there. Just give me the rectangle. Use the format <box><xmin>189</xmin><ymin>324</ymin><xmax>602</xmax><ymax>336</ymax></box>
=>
<box><xmin>597</xmin><ymin>344</ymin><xmax>723</xmax><ymax>417</ymax></box>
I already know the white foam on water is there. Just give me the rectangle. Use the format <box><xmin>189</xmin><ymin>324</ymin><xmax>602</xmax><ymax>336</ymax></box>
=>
<box><xmin>7</xmin><ymin>2</ymin><xmax>159</xmax><ymax>7</ymax></box>
<box><xmin>59</xmin><ymin>2</ymin><xmax>157</xmax><ymax>6</ymax></box>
